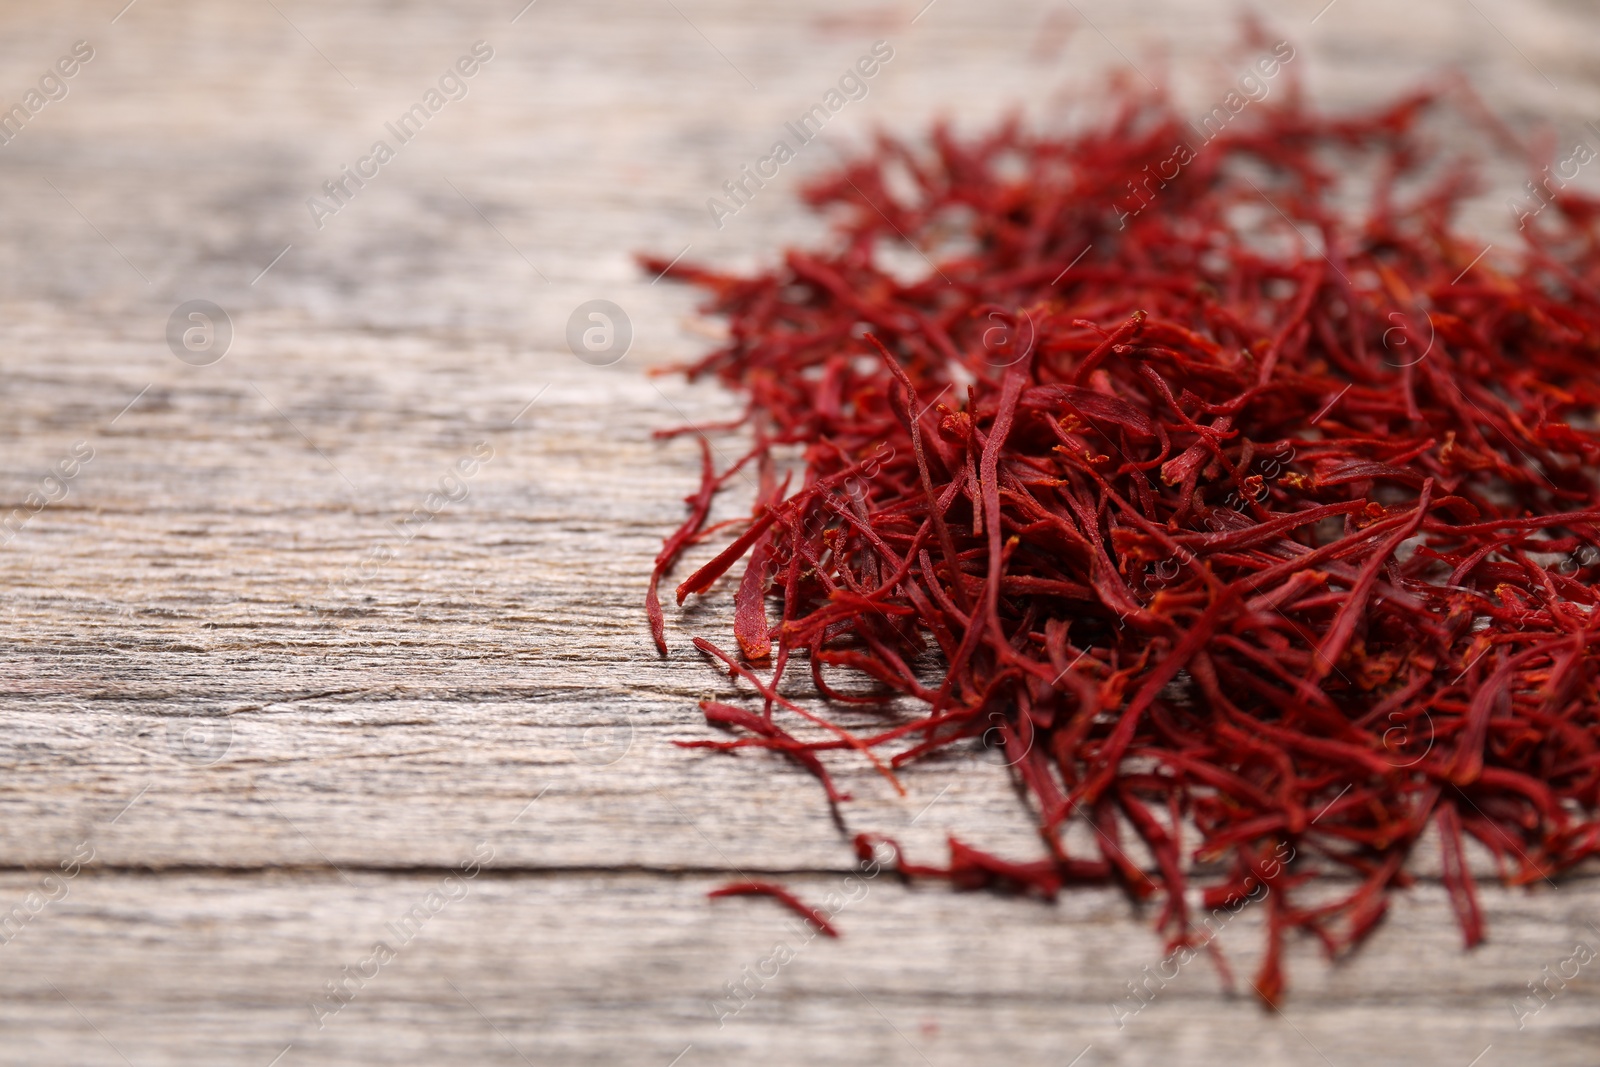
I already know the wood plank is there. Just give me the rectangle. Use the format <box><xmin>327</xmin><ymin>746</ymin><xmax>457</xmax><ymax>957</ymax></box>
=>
<box><xmin>0</xmin><ymin>871</ymin><xmax>1596</xmax><ymax>1066</ymax></box>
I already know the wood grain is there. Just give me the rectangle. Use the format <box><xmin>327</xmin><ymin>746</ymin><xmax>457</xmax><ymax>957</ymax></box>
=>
<box><xmin>1</xmin><ymin>0</ymin><xmax>1599</xmax><ymax>1063</ymax></box>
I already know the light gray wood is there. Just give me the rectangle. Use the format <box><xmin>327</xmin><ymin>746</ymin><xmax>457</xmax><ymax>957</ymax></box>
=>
<box><xmin>2</xmin><ymin>0</ymin><xmax>1599</xmax><ymax>1063</ymax></box>
<box><xmin>0</xmin><ymin>869</ymin><xmax>1595</xmax><ymax>1067</ymax></box>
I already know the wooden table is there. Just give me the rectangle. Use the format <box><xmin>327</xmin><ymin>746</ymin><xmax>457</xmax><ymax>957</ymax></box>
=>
<box><xmin>1</xmin><ymin>0</ymin><xmax>1597</xmax><ymax>1063</ymax></box>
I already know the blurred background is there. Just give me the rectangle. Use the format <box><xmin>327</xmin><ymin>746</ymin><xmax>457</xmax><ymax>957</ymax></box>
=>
<box><xmin>0</xmin><ymin>1</ymin><xmax>1596</xmax><ymax>1064</ymax></box>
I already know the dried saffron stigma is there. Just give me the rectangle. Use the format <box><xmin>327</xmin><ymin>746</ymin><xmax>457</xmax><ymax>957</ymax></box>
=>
<box><xmin>643</xmin><ymin>48</ymin><xmax>1600</xmax><ymax>1005</ymax></box>
<box><xmin>708</xmin><ymin>881</ymin><xmax>842</xmax><ymax>938</ymax></box>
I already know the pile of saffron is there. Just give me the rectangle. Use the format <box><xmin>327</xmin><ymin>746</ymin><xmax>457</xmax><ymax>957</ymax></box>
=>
<box><xmin>642</xmin><ymin>72</ymin><xmax>1600</xmax><ymax>1004</ymax></box>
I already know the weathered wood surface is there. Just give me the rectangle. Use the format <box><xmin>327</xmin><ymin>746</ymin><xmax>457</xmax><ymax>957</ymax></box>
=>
<box><xmin>1</xmin><ymin>0</ymin><xmax>1599</xmax><ymax>1063</ymax></box>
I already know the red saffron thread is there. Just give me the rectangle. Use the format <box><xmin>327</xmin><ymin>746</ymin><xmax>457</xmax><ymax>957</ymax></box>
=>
<box><xmin>707</xmin><ymin>881</ymin><xmax>842</xmax><ymax>938</ymax></box>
